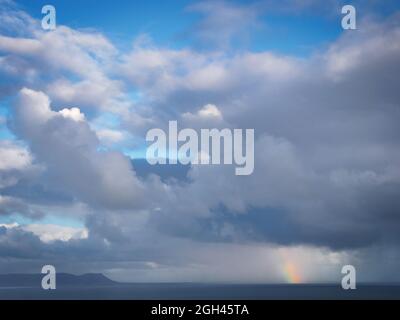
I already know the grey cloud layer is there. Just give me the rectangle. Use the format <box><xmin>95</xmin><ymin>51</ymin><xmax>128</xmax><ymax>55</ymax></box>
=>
<box><xmin>0</xmin><ymin>1</ymin><xmax>399</xmax><ymax>281</ymax></box>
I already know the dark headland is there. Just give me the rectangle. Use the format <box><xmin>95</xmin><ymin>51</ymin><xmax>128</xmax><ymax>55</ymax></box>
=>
<box><xmin>0</xmin><ymin>273</ymin><xmax>117</xmax><ymax>288</ymax></box>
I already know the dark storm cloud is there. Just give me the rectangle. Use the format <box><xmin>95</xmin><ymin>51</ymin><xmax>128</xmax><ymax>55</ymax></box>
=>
<box><xmin>125</xmin><ymin>15</ymin><xmax>400</xmax><ymax>252</ymax></box>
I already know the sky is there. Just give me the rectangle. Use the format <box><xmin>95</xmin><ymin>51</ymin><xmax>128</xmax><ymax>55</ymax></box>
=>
<box><xmin>0</xmin><ymin>0</ymin><xmax>400</xmax><ymax>284</ymax></box>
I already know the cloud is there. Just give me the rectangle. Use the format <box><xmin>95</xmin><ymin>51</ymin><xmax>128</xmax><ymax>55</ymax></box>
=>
<box><xmin>186</xmin><ymin>0</ymin><xmax>263</xmax><ymax>49</ymax></box>
<box><xmin>0</xmin><ymin>26</ymin><xmax>115</xmax><ymax>79</ymax></box>
<box><xmin>0</xmin><ymin>195</ymin><xmax>43</xmax><ymax>219</ymax></box>
<box><xmin>182</xmin><ymin>104</ymin><xmax>224</xmax><ymax>128</ymax></box>
<box><xmin>1</xmin><ymin>221</ymin><xmax>88</xmax><ymax>243</ymax></box>
<box><xmin>0</xmin><ymin>5</ymin><xmax>122</xmax><ymax>112</ymax></box>
<box><xmin>0</xmin><ymin>140</ymin><xmax>39</xmax><ymax>189</ymax></box>
<box><xmin>141</xmin><ymin>15</ymin><xmax>400</xmax><ymax>252</ymax></box>
<box><xmin>59</xmin><ymin>107</ymin><xmax>85</xmax><ymax>122</ymax></box>
<box><xmin>0</xmin><ymin>140</ymin><xmax>32</xmax><ymax>171</ymax></box>
<box><xmin>0</xmin><ymin>222</ymin><xmax>18</xmax><ymax>229</ymax></box>
<box><xmin>95</xmin><ymin>129</ymin><xmax>125</xmax><ymax>144</ymax></box>
<box><xmin>0</xmin><ymin>2</ymin><xmax>400</xmax><ymax>282</ymax></box>
<box><xmin>21</xmin><ymin>224</ymin><xmax>88</xmax><ymax>243</ymax></box>
<box><xmin>13</xmin><ymin>88</ymin><xmax>147</xmax><ymax>210</ymax></box>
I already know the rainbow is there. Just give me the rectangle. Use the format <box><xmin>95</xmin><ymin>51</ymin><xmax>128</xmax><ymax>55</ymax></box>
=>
<box><xmin>283</xmin><ymin>262</ymin><xmax>302</xmax><ymax>284</ymax></box>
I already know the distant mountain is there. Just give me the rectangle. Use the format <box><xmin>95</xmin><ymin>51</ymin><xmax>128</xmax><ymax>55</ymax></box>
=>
<box><xmin>0</xmin><ymin>273</ymin><xmax>118</xmax><ymax>287</ymax></box>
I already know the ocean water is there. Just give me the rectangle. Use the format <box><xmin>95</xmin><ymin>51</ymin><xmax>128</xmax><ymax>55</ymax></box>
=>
<box><xmin>1</xmin><ymin>284</ymin><xmax>400</xmax><ymax>300</ymax></box>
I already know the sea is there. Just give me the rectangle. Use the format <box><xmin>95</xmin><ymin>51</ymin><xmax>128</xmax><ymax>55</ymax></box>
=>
<box><xmin>1</xmin><ymin>283</ymin><xmax>400</xmax><ymax>300</ymax></box>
